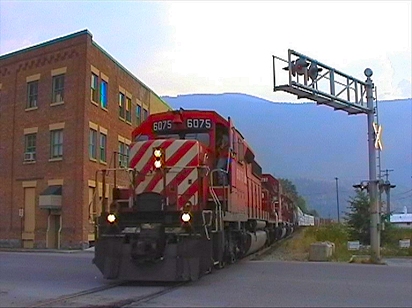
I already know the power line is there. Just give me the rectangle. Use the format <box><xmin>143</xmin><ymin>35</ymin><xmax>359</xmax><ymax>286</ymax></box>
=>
<box><xmin>392</xmin><ymin>194</ymin><xmax>412</xmax><ymax>201</ymax></box>
<box><xmin>392</xmin><ymin>188</ymin><xmax>412</xmax><ymax>196</ymax></box>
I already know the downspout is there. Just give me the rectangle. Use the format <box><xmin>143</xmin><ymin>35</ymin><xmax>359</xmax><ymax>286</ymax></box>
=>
<box><xmin>46</xmin><ymin>209</ymin><xmax>51</xmax><ymax>248</ymax></box>
<box><xmin>58</xmin><ymin>214</ymin><xmax>62</xmax><ymax>249</ymax></box>
<box><xmin>10</xmin><ymin>66</ymin><xmax>18</xmax><ymax>233</ymax></box>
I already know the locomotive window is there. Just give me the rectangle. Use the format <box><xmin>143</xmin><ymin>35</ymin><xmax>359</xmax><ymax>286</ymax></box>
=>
<box><xmin>135</xmin><ymin>134</ymin><xmax>149</xmax><ymax>142</ymax></box>
<box><xmin>157</xmin><ymin>134</ymin><xmax>180</xmax><ymax>139</ymax></box>
<box><xmin>185</xmin><ymin>133</ymin><xmax>210</xmax><ymax>146</ymax></box>
<box><xmin>237</xmin><ymin>140</ymin><xmax>245</xmax><ymax>162</ymax></box>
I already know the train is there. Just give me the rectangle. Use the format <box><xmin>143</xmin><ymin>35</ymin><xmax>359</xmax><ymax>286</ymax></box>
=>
<box><xmin>296</xmin><ymin>206</ymin><xmax>315</xmax><ymax>227</ymax></box>
<box><xmin>93</xmin><ymin>109</ymin><xmax>314</xmax><ymax>281</ymax></box>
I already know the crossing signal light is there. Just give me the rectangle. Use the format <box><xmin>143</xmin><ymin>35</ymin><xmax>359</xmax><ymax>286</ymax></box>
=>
<box><xmin>283</xmin><ymin>60</ymin><xmax>297</xmax><ymax>77</ymax></box>
<box><xmin>283</xmin><ymin>57</ymin><xmax>322</xmax><ymax>81</ymax></box>
<box><xmin>308</xmin><ymin>62</ymin><xmax>322</xmax><ymax>81</ymax></box>
<box><xmin>153</xmin><ymin>147</ymin><xmax>165</xmax><ymax>169</ymax></box>
<box><xmin>283</xmin><ymin>57</ymin><xmax>309</xmax><ymax>76</ymax></box>
<box><xmin>295</xmin><ymin>57</ymin><xmax>309</xmax><ymax>76</ymax></box>
<box><xmin>353</xmin><ymin>181</ymin><xmax>369</xmax><ymax>191</ymax></box>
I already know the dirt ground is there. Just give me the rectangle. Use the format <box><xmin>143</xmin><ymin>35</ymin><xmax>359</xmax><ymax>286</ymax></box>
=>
<box><xmin>260</xmin><ymin>228</ymin><xmax>310</xmax><ymax>262</ymax></box>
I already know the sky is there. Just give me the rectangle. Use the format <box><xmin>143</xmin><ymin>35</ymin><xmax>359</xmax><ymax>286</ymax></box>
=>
<box><xmin>0</xmin><ymin>0</ymin><xmax>411</xmax><ymax>103</ymax></box>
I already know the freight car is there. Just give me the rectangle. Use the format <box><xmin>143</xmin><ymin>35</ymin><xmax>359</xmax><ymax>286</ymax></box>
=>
<box><xmin>93</xmin><ymin>109</ymin><xmax>298</xmax><ymax>281</ymax></box>
<box><xmin>296</xmin><ymin>206</ymin><xmax>315</xmax><ymax>226</ymax></box>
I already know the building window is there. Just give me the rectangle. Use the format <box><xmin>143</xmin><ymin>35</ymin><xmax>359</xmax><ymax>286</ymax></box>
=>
<box><xmin>91</xmin><ymin>73</ymin><xmax>98</xmax><ymax>102</ymax></box>
<box><xmin>100</xmin><ymin>80</ymin><xmax>108</xmax><ymax>109</ymax></box>
<box><xmin>99</xmin><ymin>132</ymin><xmax>107</xmax><ymax>163</ymax></box>
<box><xmin>126</xmin><ymin>97</ymin><xmax>132</xmax><ymax>122</ymax></box>
<box><xmin>24</xmin><ymin>133</ymin><xmax>36</xmax><ymax>161</ymax></box>
<box><xmin>135</xmin><ymin>105</ymin><xmax>141</xmax><ymax>125</ymax></box>
<box><xmin>118</xmin><ymin>141</ymin><xmax>128</xmax><ymax>167</ymax></box>
<box><xmin>52</xmin><ymin>74</ymin><xmax>65</xmax><ymax>103</ymax></box>
<box><xmin>50</xmin><ymin>129</ymin><xmax>63</xmax><ymax>158</ymax></box>
<box><xmin>119</xmin><ymin>92</ymin><xmax>125</xmax><ymax>119</ymax></box>
<box><xmin>143</xmin><ymin>108</ymin><xmax>149</xmax><ymax>121</ymax></box>
<box><xmin>27</xmin><ymin>81</ymin><xmax>38</xmax><ymax>109</ymax></box>
<box><xmin>89</xmin><ymin>128</ymin><xmax>97</xmax><ymax>160</ymax></box>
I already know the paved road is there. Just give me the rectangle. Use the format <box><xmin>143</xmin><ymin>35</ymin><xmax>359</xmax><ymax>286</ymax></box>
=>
<box><xmin>0</xmin><ymin>251</ymin><xmax>411</xmax><ymax>307</ymax></box>
<box><xmin>130</xmin><ymin>259</ymin><xmax>412</xmax><ymax>307</ymax></box>
<box><xmin>0</xmin><ymin>251</ymin><xmax>106</xmax><ymax>307</ymax></box>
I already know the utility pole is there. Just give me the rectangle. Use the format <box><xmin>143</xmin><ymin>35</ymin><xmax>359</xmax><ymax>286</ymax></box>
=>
<box><xmin>365</xmin><ymin>69</ymin><xmax>380</xmax><ymax>263</ymax></box>
<box><xmin>335</xmin><ymin>177</ymin><xmax>340</xmax><ymax>223</ymax></box>
<box><xmin>381</xmin><ymin>169</ymin><xmax>395</xmax><ymax>215</ymax></box>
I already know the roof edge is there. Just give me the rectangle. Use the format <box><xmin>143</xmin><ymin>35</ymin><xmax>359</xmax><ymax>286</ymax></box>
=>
<box><xmin>91</xmin><ymin>41</ymin><xmax>172</xmax><ymax>110</ymax></box>
<box><xmin>0</xmin><ymin>29</ymin><xmax>92</xmax><ymax>61</ymax></box>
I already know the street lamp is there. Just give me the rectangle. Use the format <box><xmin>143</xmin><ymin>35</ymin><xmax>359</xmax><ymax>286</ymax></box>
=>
<box><xmin>335</xmin><ymin>177</ymin><xmax>340</xmax><ymax>223</ymax></box>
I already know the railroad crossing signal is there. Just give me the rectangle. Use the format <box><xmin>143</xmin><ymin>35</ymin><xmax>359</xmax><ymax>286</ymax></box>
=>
<box><xmin>282</xmin><ymin>56</ymin><xmax>322</xmax><ymax>82</ymax></box>
<box><xmin>373</xmin><ymin>122</ymin><xmax>383</xmax><ymax>150</ymax></box>
<box><xmin>273</xmin><ymin>49</ymin><xmax>382</xmax><ymax>263</ymax></box>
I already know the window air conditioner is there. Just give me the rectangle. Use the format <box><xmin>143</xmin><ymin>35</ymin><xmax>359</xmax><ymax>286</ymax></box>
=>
<box><xmin>24</xmin><ymin>152</ymin><xmax>36</xmax><ymax>161</ymax></box>
<box><xmin>55</xmin><ymin>93</ymin><xmax>63</xmax><ymax>102</ymax></box>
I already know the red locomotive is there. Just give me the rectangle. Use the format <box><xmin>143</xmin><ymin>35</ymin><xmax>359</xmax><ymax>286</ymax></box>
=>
<box><xmin>93</xmin><ymin>109</ymin><xmax>297</xmax><ymax>281</ymax></box>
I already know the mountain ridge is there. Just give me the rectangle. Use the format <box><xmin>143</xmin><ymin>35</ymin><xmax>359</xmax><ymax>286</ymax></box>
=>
<box><xmin>162</xmin><ymin>93</ymin><xmax>412</xmax><ymax>218</ymax></box>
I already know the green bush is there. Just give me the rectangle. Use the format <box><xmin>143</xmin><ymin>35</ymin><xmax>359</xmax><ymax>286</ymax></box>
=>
<box><xmin>381</xmin><ymin>226</ymin><xmax>412</xmax><ymax>257</ymax></box>
<box><xmin>287</xmin><ymin>224</ymin><xmax>412</xmax><ymax>262</ymax></box>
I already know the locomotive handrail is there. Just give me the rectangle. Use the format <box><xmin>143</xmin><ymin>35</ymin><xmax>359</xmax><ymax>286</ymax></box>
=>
<box><xmin>209</xmin><ymin>184</ymin><xmax>222</xmax><ymax>232</ymax></box>
<box><xmin>202</xmin><ymin>210</ymin><xmax>213</xmax><ymax>240</ymax></box>
<box><xmin>209</xmin><ymin>168</ymin><xmax>229</xmax><ymax>232</ymax></box>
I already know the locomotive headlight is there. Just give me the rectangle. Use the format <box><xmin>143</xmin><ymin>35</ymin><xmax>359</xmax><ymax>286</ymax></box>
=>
<box><xmin>154</xmin><ymin>149</ymin><xmax>162</xmax><ymax>158</ymax></box>
<box><xmin>107</xmin><ymin>213</ymin><xmax>117</xmax><ymax>224</ymax></box>
<box><xmin>153</xmin><ymin>147</ymin><xmax>164</xmax><ymax>169</ymax></box>
<box><xmin>181</xmin><ymin>212</ymin><xmax>191</xmax><ymax>223</ymax></box>
<box><xmin>154</xmin><ymin>160</ymin><xmax>162</xmax><ymax>169</ymax></box>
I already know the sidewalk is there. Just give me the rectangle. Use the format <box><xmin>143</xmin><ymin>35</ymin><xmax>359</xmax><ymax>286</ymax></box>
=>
<box><xmin>0</xmin><ymin>246</ymin><xmax>95</xmax><ymax>253</ymax></box>
<box><xmin>382</xmin><ymin>257</ymin><xmax>412</xmax><ymax>267</ymax></box>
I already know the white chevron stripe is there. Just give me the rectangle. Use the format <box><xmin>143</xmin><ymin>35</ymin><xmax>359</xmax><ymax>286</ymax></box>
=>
<box><xmin>177</xmin><ymin>168</ymin><xmax>198</xmax><ymax>200</ymax></box>
<box><xmin>128</xmin><ymin>141</ymin><xmax>140</xmax><ymax>163</ymax></box>
<box><xmin>134</xmin><ymin>140</ymin><xmax>198</xmax><ymax>195</ymax></box>
<box><xmin>137</xmin><ymin>141</ymin><xmax>192</xmax><ymax>193</ymax></box>
<box><xmin>150</xmin><ymin>142</ymin><xmax>197</xmax><ymax>193</ymax></box>
<box><xmin>187</xmin><ymin>192</ymin><xmax>198</xmax><ymax>208</ymax></box>
<box><xmin>134</xmin><ymin>140</ymin><xmax>168</xmax><ymax>171</ymax></box>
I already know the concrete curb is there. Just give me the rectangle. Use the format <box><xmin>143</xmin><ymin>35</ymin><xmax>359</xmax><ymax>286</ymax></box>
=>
<box><xmin>0</xmin><ymin>247</ymin><xmax>95</xmax><ymax>253</ymax></box>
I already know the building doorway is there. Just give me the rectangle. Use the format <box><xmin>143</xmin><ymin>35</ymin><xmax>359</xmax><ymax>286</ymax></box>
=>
<box><xmin>47</xmin><ymin>212</ymin><xmax>61</xmax><ymax>249</ymax></box>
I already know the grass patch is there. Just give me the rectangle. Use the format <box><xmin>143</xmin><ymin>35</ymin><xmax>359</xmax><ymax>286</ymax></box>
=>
<box><xmin>381</xmin><ymin>227</ymin><xmax>412</xmax><ymax>257</ymax></box>
<box><xmin>282</xmin><ymin>224</ymin><xmax>412</xmax><ymax>262</ymax></box>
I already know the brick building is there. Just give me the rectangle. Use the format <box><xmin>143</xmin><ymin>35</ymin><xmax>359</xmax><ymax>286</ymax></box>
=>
<box><xmin>0</xmin><ymin>29</ymin><xmax>171</xmax><ymax>249</ymax></box>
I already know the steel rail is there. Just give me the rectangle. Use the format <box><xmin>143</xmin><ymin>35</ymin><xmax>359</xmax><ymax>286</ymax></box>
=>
<box><xmin>29</xmin><ymin>281</ymin><xmax>188</xmax><ymax>308</ymax></box>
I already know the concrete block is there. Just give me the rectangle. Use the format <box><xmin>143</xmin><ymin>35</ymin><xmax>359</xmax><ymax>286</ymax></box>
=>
<box><xmin>309</xmin><ymin>242</ymin><xmax>334</xmax><ymax>261</ymax></box>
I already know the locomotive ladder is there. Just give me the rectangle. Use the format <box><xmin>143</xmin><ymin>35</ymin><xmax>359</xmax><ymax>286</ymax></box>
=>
<box><xmin>209</xmin><ymin>169</ymin><xmax>229</xmax><ymax>233</ymax></box>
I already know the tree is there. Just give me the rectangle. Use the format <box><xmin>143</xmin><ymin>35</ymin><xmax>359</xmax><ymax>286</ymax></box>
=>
<box><xmin>279</xmin><ymin>178</ymin><xmax>308</xmax><ymax>213</ymax></box>
<box><xmin>344</xmin><ymin>190</ymin><xmax>370</xmax><ymax>245</ymax></box>
<box><xmin>307</xmin><ymin>209</ymin><xmax>319</xmax><ymax>217</ymax></box>
<box><xmin>344</xmin><ymin>189</ymin><xmax>395</xmax><ymax>246</ymax></box>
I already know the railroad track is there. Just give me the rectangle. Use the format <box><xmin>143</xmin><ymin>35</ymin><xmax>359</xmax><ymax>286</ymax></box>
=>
<box><xmin>29</xmin><ymin>281</ymin><xmax>187</xmax><ymax>308</ymax></box>
<box><xmin>246</xmin><ymin>228</ymin><xmax>302</xmax><ymax>261</ymax></box>
<box><xmin>29</xmin><ymin>230</ymin><xmax>300</xmax><ymax>307</ymax></box>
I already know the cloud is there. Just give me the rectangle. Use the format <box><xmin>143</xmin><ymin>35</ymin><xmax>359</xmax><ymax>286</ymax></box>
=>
<box><xmin>151</xmin><ymin>1</ymin><xmax>411</xmax><ymax>102</ymax></box>
<box><xmin>397</xmin><ymin>79</ymin><xmax>412</xmax><ymax>98</ymax></box>
<box><xmin>0</xmin><ymin>38</ymin><xmax>35</xmax><ymax>55</ymax></box>
<box><xmin>1</xmin><ymin>1</ymin><xmax>409</xmax><ymax>103</ymax></box>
